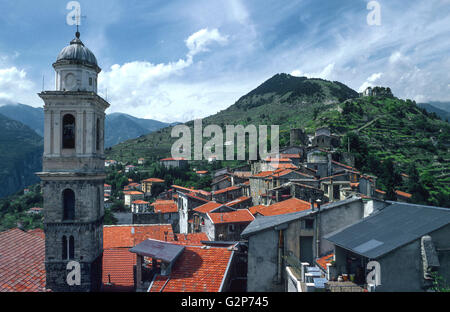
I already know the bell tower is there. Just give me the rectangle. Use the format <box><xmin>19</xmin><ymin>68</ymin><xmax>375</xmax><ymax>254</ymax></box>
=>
<box><xmin>37</xmin><ymin>31</ymin><xmax>109</xmax><ymax>292</ymax></box>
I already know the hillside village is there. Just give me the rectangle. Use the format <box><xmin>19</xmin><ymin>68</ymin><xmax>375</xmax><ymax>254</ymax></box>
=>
<box><xmin>3</xmin><ymin>118</ymin><xmax>449</xmax><ymax>292</ymax></box>
<box><xmin>0</xmin><ymin>25</ymin><xmax>449</xmax><ymax>294</ymax></box>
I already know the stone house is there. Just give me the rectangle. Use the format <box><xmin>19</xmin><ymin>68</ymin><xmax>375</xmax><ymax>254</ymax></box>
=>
<box><xmin>124</xmin><ymin>191</ymin><xmax>144</xmax><ymax>207</ymax></box>
<box><xmin>141</xmin><ymin>178</ymin><xmax>165</xmax><ymax>196</ymax></box>
<box><xmin>177</xmin><ymin>191</ymin><xmax>210</xmax><ymax>234</ymax></box>
<box><xmin>212</xmin><ymin>186</ymin><xmax>242</xmax><ymax>204</ymax></box>
<box><xmin>205</xmin><ymin>209</ymin><xmax>255</xmax><ymax>241</ymax></box>
<box><xmin>324</xmin><ymin>202</ymin><xmax>450</xmax><ymax>292</ymax></box>
<box><xmin>131</xmin><ymin>200</ymin><xmax>150</xmax><ymax>213</ymax></box>
<box><xmin>242</xmin><ymin>197</ymin><xmax>384</xmax><ymax>292</ymax></box>
<box><xmin>159</xmin><ymin>157</ymin><xmax>188</xmax><ymax>169</ymax></box>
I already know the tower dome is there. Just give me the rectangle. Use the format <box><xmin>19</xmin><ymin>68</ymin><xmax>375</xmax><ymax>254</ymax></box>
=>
<box><xmin>53</xmin><ymin>32</ymin><xmax>100</xmax><ymax>92</ymax></box>
<box><xmin>55</xmin><ymin>32</ymin><xmax>99</xmax><ymax>70</ymax></box>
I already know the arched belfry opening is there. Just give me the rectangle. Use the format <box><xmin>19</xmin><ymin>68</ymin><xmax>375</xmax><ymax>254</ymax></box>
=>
<box><xmin>63</xmin><ymin>189</ymin><xmax>75</xmax><ymax>220</ymax></box>
<box><xmin>62</xmin><ymin>114</ymin><xmax>76</xmax><ymax>149</ymax></box>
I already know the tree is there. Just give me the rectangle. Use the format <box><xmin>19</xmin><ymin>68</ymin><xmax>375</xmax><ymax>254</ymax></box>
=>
<box><xmin>407</xmin><ymin>163</ymin><xmax>429</xmax><ymax>205</ymax></box>
<box><xmin>381</xmin><ymin>159</ymin><xmax>402</xmax><ymax>201</ymax></box>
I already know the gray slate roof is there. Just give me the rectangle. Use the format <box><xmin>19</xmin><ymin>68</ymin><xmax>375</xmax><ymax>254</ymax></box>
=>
<box><xmin>129</xmin><ymin>239</ymin><xmax>185</xmax><ymax>263</ymax></box>
<box><xmin>241</xmin><ymin>210</ymin><xmax>312</xmax><ymax>238</ymax></box>
<box><xmin>324</xmin><ymin>202</ymin><xmax>450</xmax><ymax>259</ymax></box>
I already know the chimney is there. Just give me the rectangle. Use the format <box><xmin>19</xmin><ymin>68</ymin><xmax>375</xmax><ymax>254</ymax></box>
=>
<box><xmin>310</xmin><ymin>198</ymin><xmax>314</xmax><ymax>211</ymax></box>
<box><xmin>17</xmin><ymin>222</ymin><xmax>24</xmax><ymax>231</ymax></box>
<box><xmin>164</xmin><ymin>231</ymin><xmax>168</xmax><ymax>241</ymax></box>
<box><xmin>316</xmin><ymin>199</ymin><xmax>322</xmax><ymax>212</ymax></box>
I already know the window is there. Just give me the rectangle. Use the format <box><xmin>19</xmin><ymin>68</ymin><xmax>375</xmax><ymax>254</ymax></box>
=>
<box><xmin>96</xmin><ymin>118</ymin><xmax>100</xmax><ymax>151</ymax></box>
<box><xmin>89</xmin><ymin>77</ymin><xmax>93</xmax><ymax>86</ymax></box>
<box><xmin>305</xmin><ymin>219</ymin><xmax>314</xmax><ymax>229</ymax></box>
<box><xmin>69</xmin><ymin>236</ymin><xmax>75</xmax><ymax>259</ymax></box>
<box><xmin>62</xmin><ymin>114</ymin><xmax>75</xmax><ymax>149</ymax></box>
<box><xmin>63</xmin><ymin>189</ymin><xmax>75</xmax><ymax>220</ymax></box>
<box><xmin>62</xmin><ymin>235</ymin><xmax>75</xmax><ymax>260</ymax></box>
<box><xmin>228</xmin><ymin>224</ymin><xmax>235</xmax><ymax>233</ymax></box>
<box><xmin>62</xmin><ymin>236</ymin><xmax>68</xmax><ymax>260</ymax></box>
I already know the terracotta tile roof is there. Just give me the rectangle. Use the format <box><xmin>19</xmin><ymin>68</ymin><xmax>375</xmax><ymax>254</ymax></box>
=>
<box><xmin>172</xmin><ymin>185</ymin><xmax>211</xmax><ymax>197</ymax></box>
<box><xmin>124</xmin><ymin>191</ymin><xmax>144</xmax><ymax>195</ymax></box>
<box><xmin>331</xmin><ymin>160</ymin><xmax>359</xmax><ymax>172</ymax></box>
<box><xmin>132</xmin><ymin>200</ymin><xmax>149</xmax><ymax>205</ymax></box>
<box><xmin>251</xmin><ymin>171</ymin><xmax>274</xmax><ymax>178</ymax></box>
<box><xmin>208</xmin><ymin>209</ymin><xmax>254</xmax><ymax>224</ymax></box>
<box><xmin>142</xmin><ymin>178</ymin><xmax>165</xmax><ymax>183</ymax></box>
<box><xmin>264</xmin><ymin>157</ymin><xmax>293</xmax><ymax>162</ymax></box>
<box><xmin>196</xmin><ymin>170</ymin><xmax>209</xmax><ymax>174</ymax></box>
<box><xmin>225</xmin><ymin>196</ymin><xmax>251</xmax><ymax>207</ymax></box>
<box><xmin>149</xmin><ymin>246</ymin><xmax>233</xmax><ymax>292</ymax></box>
<box><xmin>350</xmin><ymin>183</ymin><xmax>360</xmax><ymax>188</ymax></box>
<box><xmin>214</xmin><ymin>186</ymin><xmax>241</xmax><ymax>195</ymax></box>
<box><xmin>104</xmin><ymin>184</ymin><xmax>111</xmax><ymax>187</ymax></box>
<box><xmin>281</xmin><ymin>153</ymin><xmax>301</xmax><ymax>159</ymax></box>
<box><xmin>0</xmin><ymin>228</ymin><xmax>46</xmax><ymax>292</ymax></box>
<box><xmin>103</xmin><ymin>225</ymin><xmax>174</xmax><ymax>249</ymax></box>
<box><xmin>254</xmin><ymin>198</ymin><xmax>312</xmax><ymax>216</ymax></box>
<box><xmin>395</xmin><ymin>190</ymin><xmax>412</xmax><ymax>199</ymax></box>
<box><xmin>316</xmin><ymin>253</ymin><xmax>335</xmax><ymax>271</ymax></box>
<box><xmin>270</xmin><ymin>163</ymin><xmax>298</xmax><ymax>170</ymax></box>
<box><xmin>194</xmin><ymin>202</ymin><xmax>223</xmax><ymax>214</ymax></box>
<box><xmin>375</xmin><ymin>189</ymin><xmax>386</xmax><ymax>195</ymax></box>
<box><xmin>173</xmin><ymin>233</ymin><xmax>209</xmax><ymax>246</ymax></box>
<box><xmin>232</xmin><ymin>171</ymin><xmax>252</xmax><ymax>178</ymax></box>
<box><xmin>160</xmin><ymin>157</ymin><xmax>186</xmax><ymax>161</ymax></box>
<box><xmin>102</xmin><ymin>248</ymin><xmax>136</xmax><ymax>292</ymax></box>
<box><xmin>27</xmin><ymin>229</ymin><xmax>45</xmax><ymax>239</ymax></box>
<box><xmin>249</xmin><ymin>205</ymin><xmax>267</xmax><ymax>215</ymax></box>
<box><xmin>151</xmin><ymin>200</ymin><xmax>178</xmax><ymax>213</ymax></box>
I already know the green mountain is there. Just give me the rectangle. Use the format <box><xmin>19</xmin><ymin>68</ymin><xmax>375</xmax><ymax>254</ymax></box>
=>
<box><xmin>106</xmin><ymin>74</ymin><xmax>359</xmax><ymax>160</ymax></box>
<box><xmin>0</xmin><ymin>113</ymin><xmax>43</xmax><ymax>198</ymax></box>
<box><xmin>0</xmin><ymin>104</ymin><xmax>173</xmax><ymax>148</ymax></box>
<box><xmin>0</xmin><ymin>104</ymin><xmax>45</xmax><ymax>136</ymax></box>
<box><xmin>105</xmin><ymin>73</ymin><xmax>450</xmax><ymax>207</ymax></box>
<box><xmin>418</xmin><ymin>103</ymin><xmax>450</xmax><ymax>122</ymax></box>
<box><xmin>105</xmin><ymin>113</ymin><xmax>172</xmax><ymax>147</ymax></box>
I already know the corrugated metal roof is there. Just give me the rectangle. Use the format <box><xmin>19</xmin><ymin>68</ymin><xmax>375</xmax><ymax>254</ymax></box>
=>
<box><xmin>324</xmin><ymin>203</ymin><xmax>450</xmax><ymax>259</ymax></box>
<box><xmin>129</xmin><ymin>239</ymin><xmax>185</xmax><ymax>263</ymax></box>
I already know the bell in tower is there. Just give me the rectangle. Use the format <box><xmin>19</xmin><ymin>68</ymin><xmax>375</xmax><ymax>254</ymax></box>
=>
<box><xmin>36</xmin><ymin>31</ymin><xmax>109</xmax><ymax>292</ymax></box>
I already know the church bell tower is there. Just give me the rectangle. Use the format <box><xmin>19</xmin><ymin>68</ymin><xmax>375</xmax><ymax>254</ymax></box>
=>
<box><xmin>37</xmin><ymin>31</ymin><xmax>109</xmax><ymax>292</ymax></box>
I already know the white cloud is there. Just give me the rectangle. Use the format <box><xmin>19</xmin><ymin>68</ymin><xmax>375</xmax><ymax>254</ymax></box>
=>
<box><xmin>98</xmin><ymin>28</ymin><xmax>231</xmax><ymax>121</ymax></box>
<box><xmin>185</xmin><ymin>28</ymin><xmax>229</xmax><ymax>58</ymax></box>
<box><xmin>358</xmin><ymin>73</ymin><xmax>383</xmax><ymax>92</ymax></box>
<box><xmin>0</xmin><ymin>66</ymin><xmax>35</xmax><ymax>105</ymax></box>
<box><xmin>291</xmin><ymin>63</ymin><xmax>335</xmax><ymax>80</ymax></box>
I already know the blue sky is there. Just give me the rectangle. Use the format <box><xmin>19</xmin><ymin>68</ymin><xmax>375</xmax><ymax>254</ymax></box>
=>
<box><xmin>0</xmin><ymin>0</ymin><xmax>449</xmax><ymax>122</ymax></box>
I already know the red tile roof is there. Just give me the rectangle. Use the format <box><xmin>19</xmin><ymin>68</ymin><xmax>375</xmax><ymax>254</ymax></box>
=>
<box><xmin>142</xmin><ymin>178</ymin><xmax>165</xmax><ymax>183</ymax></box>
<box><xmin>149</xmin><ymin>246</ymin><xmax>233</xmax><ymax>292</ymax></box>
<box><xmin>27</xmin><ymin>228</ymin><xmax>45</xmax><ymax>240</ymax></box>
<box><xmin>102</xmin><ymin>248</ymin><xmax>136</xmax><ymax>292</ymax></box>
<box><xmin>194</xmin><ymin>202</ymin><xmax>223</xmax><ymax>214</ymax></box>
<box><xmin>132</xmin><ymin>200</ymin><xmax>149</xmax><ymax>205</ymax></box>
<box><xmin>254</xmin><ymin>198</ymin><xmax>312</xmax><ymax>216</ymax></box>
<box><xmin>160</xmin><ymin>157</ymin><xmax>186</xmax><ymax>161</ymax></box>
<box><xmin>103</xmin><ymin>225</ymin><xmax>174</xmax><ymax>249</ymax></box>
<box><xmin>151</xmin><ymin>200</ymin><xmax>178</xmax><ymax>214</ymax></box>
<box><xmin>270</xmin><ymin>163</ymin><xmax>298</xmax><ymax>170</ymax></box>
<box><xmin>395</xmin><ymin>190</ymin><xmax>412</xmax><ymax>199</ymax></box>
<box><xmin>196</xmin><ymin>170</ymin><xmax>209</xmax><ymax>174</ymax></box>
<box><xmin>375</xmin><ymin>189</ymin><xmax>386</xmax><ymax>195</ymax></box>
<box><xmin>214</xmin><ymin>186</ymin><xmax>241</xmax><ymax>195</ymax></box>
<box><xmin>249</xmin><ymin>205</ymin><xmax>267</xmax><ymax>215</ymax></box>
<box><xmin>252</xmin><ymin>171</ymin><xmax>274</xmax><ymax>178</ymax></box>
<box><xmin>225</xmin><ymin>196</ymin><xmax>251</xmax><ymax>207</ymax></box>
<box><xmin>124</xmin><ymin>191</ymin><xmax>144</xmax><ymax>195</ymax></box>
<box><xmin>281</xmin><ymin>153</ymin><xmax>301</xmax><ymax>159</ymax></box>
<box><xmin>0</xmin><ymin>228</ymin><xmax>46</xmax><ymax>292</ymax></box>
<box><xmin>207</xmin><ymin>209</ymin><xmax>254</xmax><ymax>224</ymax></box>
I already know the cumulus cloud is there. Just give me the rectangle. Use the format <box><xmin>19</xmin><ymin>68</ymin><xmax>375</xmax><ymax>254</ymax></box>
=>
<box><xmin>98</xmin><ymin>28</ymin><xmax>230</xmax><ymax>121</ymax></box>
<box><xmin>358</xmin><ymin>73</ymin><xmax>383</xmax><ymax>92</ymax></box>
<box><xmin>291</xmin><ymin>63</ymin><xmax>335</xmax><ymax>80</ymax></box>
<box><xmin>0</xmin><ymin>66</ymin><xmax>35</xmax><ymax>105</ymax></box>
